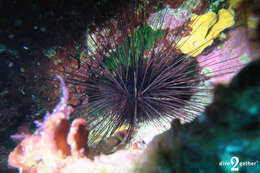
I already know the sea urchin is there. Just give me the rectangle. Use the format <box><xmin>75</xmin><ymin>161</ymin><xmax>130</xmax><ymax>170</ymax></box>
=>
<box><xmin>64</xmin><ymin>1</ymin><xmax>243</xmax><ymax>142</ymax></box>
<box><xmin>69</xmin><ymin>25</ymin><xmax>206</xmax><ymax>141</ymax></box>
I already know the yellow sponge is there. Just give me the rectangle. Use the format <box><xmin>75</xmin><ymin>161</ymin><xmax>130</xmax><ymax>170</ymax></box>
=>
<box><xmin>177</xmin><ymin>9</ymin><xmax>235</xmax><ymax>57</ymax></box>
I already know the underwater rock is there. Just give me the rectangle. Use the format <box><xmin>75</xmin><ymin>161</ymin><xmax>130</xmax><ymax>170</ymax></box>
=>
<box><xmin>136</xmin><ymin>59</ymin><xmax>260</xmax><ymax>173</ymax></box>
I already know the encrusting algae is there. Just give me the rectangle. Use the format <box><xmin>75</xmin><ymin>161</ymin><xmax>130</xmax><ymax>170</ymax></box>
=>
<box><xmin>177</xmin><ymin>8</ymin><xmax>235</xmax><ymax>57</ymax></box>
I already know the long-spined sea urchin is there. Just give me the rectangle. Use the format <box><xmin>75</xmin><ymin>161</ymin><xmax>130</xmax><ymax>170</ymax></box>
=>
<box><xmin>61</xmin><ymin>1</ymin><xmax>247</xmax><ymax>142</ymax></box>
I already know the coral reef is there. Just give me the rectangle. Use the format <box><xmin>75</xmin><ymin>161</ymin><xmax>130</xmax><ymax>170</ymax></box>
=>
<box><xmin>5</xmin><ymin>0</ymin><xmax>260</xmax><ymax>172</ymax></box>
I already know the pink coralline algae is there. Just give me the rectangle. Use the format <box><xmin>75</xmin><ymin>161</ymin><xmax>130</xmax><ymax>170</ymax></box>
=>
<box><xmin>147</xmin><ymin>8</ymin><xmax>189</xmax><ymax>30</ymax></box>
<box><xmin>198</xmin><ymin>27</ymin><xmax>252</xmax><ymax>85</ymax></box>
<box><xmin>8</xmin><ymin>76</ymin><xmax>142</xmax><ymax>173</ymax></box>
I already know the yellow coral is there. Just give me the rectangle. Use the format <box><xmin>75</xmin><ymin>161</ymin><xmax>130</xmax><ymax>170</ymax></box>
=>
<box><xmin>177</xmin><ymin>9</ymin><xmax>235</xmax><ymax>57</ymax></box>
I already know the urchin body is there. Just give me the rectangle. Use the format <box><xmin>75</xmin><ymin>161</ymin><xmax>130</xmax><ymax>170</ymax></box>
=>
<box><xmin>85</xmin><ymin>32</ymin><xmax>202</xmax><ymax>138</ymax></box>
